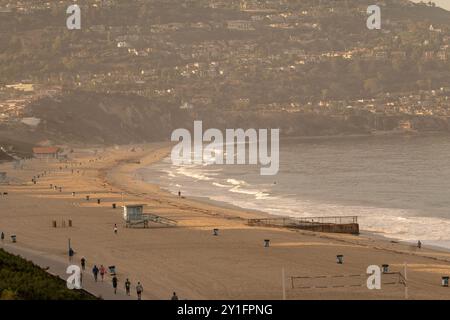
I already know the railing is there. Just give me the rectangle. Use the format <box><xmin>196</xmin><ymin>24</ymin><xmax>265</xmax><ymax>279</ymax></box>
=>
<box><xmin>125</xmin><ymin>214</ymin><xmax>178</xmax><ymax>227</ymax></box>
<box><xmin>247</xmin><ymin>216</ymin><xmax>358</xmax><ymax>227</ymax></box>
<box><xmin>144</xmin><ymin>214</ymin><xmax>178</xmax><ymax>226</ymax></box>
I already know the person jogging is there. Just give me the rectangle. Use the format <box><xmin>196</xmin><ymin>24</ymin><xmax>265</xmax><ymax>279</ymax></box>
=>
<box><xmin>99</xmin><ymin>265</ymin><xmax>106</xmax><ymax>281</ymax></box>
<box><xmin>125</xmin><ymin>278</ymin><xmax>131</xmax><ymax>296</ymax></box>
<box><xmin>80</xmin><ymin>257</ymin><xmax>86</xmax><ymax>271</ymax></box>
<box><xmin>92</xmin><ymin>265</ymin><xmax>99</xmax><ymax>282</ymax></box>
<box><xmin>136</xmin><ymin>282</ymin><xmax>143</xmax><ymax>300</ymax></box>
<box><xmin>112</xmin><ymin>276</ymin><xmax>118</xmax><ymax>294</ymax></box>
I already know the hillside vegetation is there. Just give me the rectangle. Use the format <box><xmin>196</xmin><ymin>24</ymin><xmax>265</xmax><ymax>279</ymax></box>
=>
<box><xmin>0</xmin><ymin>249</ymin><xmax>96</xmax><ymax>300</ymax></box>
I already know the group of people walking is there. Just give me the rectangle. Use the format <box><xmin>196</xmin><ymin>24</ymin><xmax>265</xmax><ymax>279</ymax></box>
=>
<box><xmin>83</xmin><ymin>257</ymin><xmax>179</xmax><ymax>300</ymax></box>
<box><xmin>80</xmin><ymin>257</ymin><xmax>144</xmax><ymax>300</ymax></box>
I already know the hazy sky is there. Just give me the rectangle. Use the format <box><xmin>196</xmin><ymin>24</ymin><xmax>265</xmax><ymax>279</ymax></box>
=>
<box><xmin>411</xmin><ymin>0</ymin><xmax>450</xmax><ymax>11</ymax></box>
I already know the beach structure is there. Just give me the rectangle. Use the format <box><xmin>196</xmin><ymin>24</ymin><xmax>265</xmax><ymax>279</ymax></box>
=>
<box><xmin>33</xmin><ymin>147</ymin><xmax>60</xmax><ymax>159</ymax></box>
<box><xmin>247</xmin><ymin>216</ymin><xmax>359</xmax><ymax>235</ymax></box>
<box><xmin>123</xmin><ymin>204</ymin><xmax>177</xmax><ymax>228</ymax></box>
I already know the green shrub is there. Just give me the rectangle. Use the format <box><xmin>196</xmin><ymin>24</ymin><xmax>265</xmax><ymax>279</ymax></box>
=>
<box><xmin>0</xmin><ymin>249</ymin><xmax>97</xmax><ymax>300</ymax></box>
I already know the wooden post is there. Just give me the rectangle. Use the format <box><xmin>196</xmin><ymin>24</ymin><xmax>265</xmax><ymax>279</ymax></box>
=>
<box><xmin>282</xmin><ymin>267</ymin><xmax>286</xmax><ymax>300</ymax></box>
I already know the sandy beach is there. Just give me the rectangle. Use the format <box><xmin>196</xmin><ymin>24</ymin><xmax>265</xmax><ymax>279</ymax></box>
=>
<box><xmin>1</xmin><ymin>143</ymin><xmax>450</xmax><ymax>300</ymax></box>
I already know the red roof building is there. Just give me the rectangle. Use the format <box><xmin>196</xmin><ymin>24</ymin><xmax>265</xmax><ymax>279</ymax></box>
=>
<box><xmin>33</xmin><ymin>147</ymin><xmax>60</xmax><ymax>159</ymax></box>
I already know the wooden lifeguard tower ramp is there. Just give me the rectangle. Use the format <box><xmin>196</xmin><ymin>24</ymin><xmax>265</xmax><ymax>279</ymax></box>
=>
<box><xmin>123</xmin><ymin>205</ymin><xmax>177</xmax><ymax>228</ymax></box>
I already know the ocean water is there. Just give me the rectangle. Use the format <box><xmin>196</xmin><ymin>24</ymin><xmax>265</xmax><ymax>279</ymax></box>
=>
<box><xmin>138</xmin><ymin>134</ymin><xmax>450</xmax><ymax>250</ymax></box>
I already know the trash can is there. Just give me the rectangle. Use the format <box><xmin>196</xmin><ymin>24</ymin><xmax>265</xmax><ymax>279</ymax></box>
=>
<box><xmin>382</xmin><ymin>264</ymin><xmax>389</xmax><ymax>273</ymax></box>
<box><xmin>97</xmin><ymin>199</ymin><xmax>101</xmax><ymax>205</ymax></box>
<box><xmin>213</xmin><ymin>228</ymin><xmax>219</xmax><ymax>236</ymax></box>
<box><xmin>11</xmin><ymin>235</ymin><xmax>16</xmax><ymax>243</ymax></box>
<box><xmin>264</xmin><ymin>239</ymin><xmax>270</xmax><ymax>248</ymax></box>
<box><xmin>68</xmin><ymin>220</ymin><xmax>72</xmax><ymax>228</ymax></box>
<box><xmin>442</xmin><ymin>276</ymin><xmax>449</xmax><ymax>287</ymax></box>
<box><xmin>86</xmin><ymin>195</ymin><xmax>90</xmax><ymax>201</ymax></box>
<box><xmin>109</xmin><ymin>266</ymin><xmax>116</xmax><ymax>275</ymax></box>
<box><xmin>336</xmin><ymin>255</ymin><xmax>344</xmax><ymax>264</ymax></box>
<box><xmin>52</xmin><ymin>221</ymin><xmax>57</xmax><ymax>228</ymax></box>
<box><xmin>112</xmin><ymin>203</ymin><xmax>116</xmax><ymax>209</ymax></box>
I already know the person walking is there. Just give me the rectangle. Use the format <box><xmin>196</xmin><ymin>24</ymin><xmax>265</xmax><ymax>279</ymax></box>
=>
<box><xmin>171</xmin><ymin>292</ymin><xmax>179</xmax><ymax>300</ymax></box>
<box><xmin>114</xmin><ymin>224</ymin><xmax>118</xmax><ymax>235</ymax></box>
<box><xmin>1</xmin><ymin>232</ymin><xmax>4</xmax><ymax>241</ymax></box>
<box><xmin>99</xmin><ymin>265</ymin><xmax>106</xmax><ymax>281</ymax></box>
<box><xmin>418</xmin><ymin>240</ymin><xmax>422</xmax><ymax>249</ymax></box>
<box><xmin>80</xmin><ymin>257</ymin><xmax>86</xmax><ymax>271</ymax></box>
<box><xmin>125</xmin><ymin>278</ymin><xmax>131</xmax><ymax>296</ymax></box>
<box><xmin>112</xmin><ymin>276</ymin><xmax>118</xmax><ymax>294</ymax></box>
<box><xmin>92</xmin><ymin>265</ymin><xmax>99</xmax><ymax>282</ymax></box>
<box><xmin>136</xmin><ymin>282</ymin><xmax>143</xmax><ymax>300</ymax></box>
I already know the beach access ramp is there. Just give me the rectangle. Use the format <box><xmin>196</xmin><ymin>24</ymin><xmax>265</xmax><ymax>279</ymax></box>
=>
<box><xmin>123</xmin><ymin>205</ymin><xmax>177</xmax><ymax>228</ymax></box>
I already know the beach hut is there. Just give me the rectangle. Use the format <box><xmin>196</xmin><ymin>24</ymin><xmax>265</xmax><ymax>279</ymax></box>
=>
<box><xmin>123</xmin><ymin>204</ymin><xmax>145</xmax><ymax>220</ymax></box>
<box><xmin>123</xmin><ymin>204</ymin><xmax>177</xmax><ymax>228</ymax></box>
<box><xmin>123</xmin><ymin>205</ymin><xmax>147</xmax><ymax>228</ymax></box>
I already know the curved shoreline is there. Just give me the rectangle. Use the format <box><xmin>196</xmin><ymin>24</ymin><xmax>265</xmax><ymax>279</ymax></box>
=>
<box><xmin>1</xmin><ymin>143</ymin><xmax>450</xmax><ymax>299</ymax></box>
<box><xmin>130</xmin><ymin>144</ymin><xmax>450</xmax><ymax>255</ymax></box>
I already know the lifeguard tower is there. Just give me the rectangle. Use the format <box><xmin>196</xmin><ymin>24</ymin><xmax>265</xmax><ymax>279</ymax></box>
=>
<box><xmin>123</xmin><ymin>204</ymin><xmax>177</xmax><ymax>228</ymax></box>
